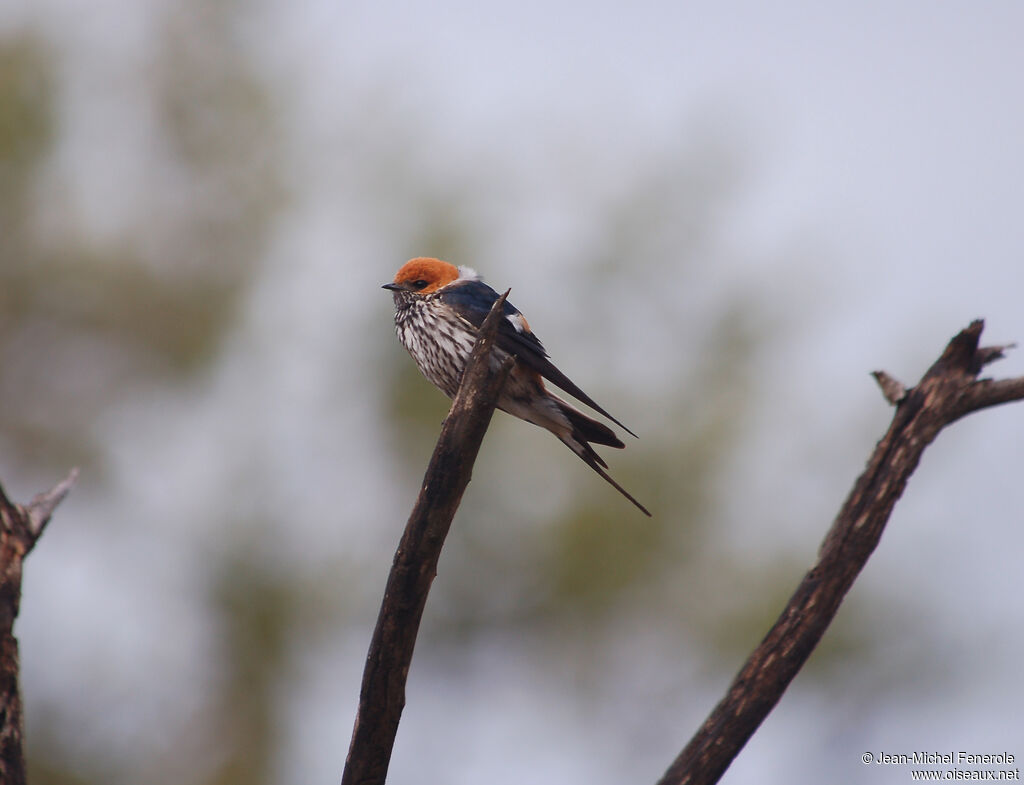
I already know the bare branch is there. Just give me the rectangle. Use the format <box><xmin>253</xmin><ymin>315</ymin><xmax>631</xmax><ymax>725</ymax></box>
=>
<box><xmin>341</xmin><ymin>291</ymin><xmax>514</xmax><ymax>785</ymax></box>
<box><xmin>953</xmin><ymin>375</ymin><xmax>1024</xmax><ymax>419</ymax></box>
<box><xmin>974</xmin><ymin>342</ymin><xmax>1016</xmax><ymax>371</ymax></box>
<box><xmin>0</xmin><ymin>472</ymin><xmax>77</xmax><ymax>785</ymax></box>
<box><xmin>25</xmin><ymin>467</ymin><xmax>79</xmax><ymax>538</ymax></box>
<box><xmin>658</xmin><ymin>320</ymin><xmax>1024</xmax><ymax>785</ymax></box>
<box><xmin>871</xmin><ymin>370</ymin><xmax>907</xmax><ymax>405</ymax></box>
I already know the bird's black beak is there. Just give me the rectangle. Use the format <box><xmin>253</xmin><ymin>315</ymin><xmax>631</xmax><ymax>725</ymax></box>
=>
<box><xmin>382</xmin><ymin>282</ymin><xmax>404</xmax><ymax>291</ymax></box>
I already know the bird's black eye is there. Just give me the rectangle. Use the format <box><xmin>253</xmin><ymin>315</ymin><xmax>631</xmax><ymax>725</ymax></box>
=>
<box><xmin>412</xmin><ymin>279</ymin><xmax>429</xmax><ymax>290</ymax></box>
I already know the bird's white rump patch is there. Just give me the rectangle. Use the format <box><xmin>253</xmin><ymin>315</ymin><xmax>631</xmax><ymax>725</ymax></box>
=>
<box><xmin>505</xmin><ymin>312</ymin><xmax>530</xmax><ymax>334</ymax></box>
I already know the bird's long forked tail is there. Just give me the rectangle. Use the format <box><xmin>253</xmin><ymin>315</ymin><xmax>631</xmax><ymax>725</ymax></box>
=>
<box><xmin>581</xmin><ymin>451</ymin><xmax>652</xmax><ymax>517</ymax></box>
<box><xmin>557</xmin><ymin>401</ymin><xmax>651</xmax><ymax>517</ymax></box>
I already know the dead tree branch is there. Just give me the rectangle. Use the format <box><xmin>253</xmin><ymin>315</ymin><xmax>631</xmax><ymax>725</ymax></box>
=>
<box><xmin>657</xmin><ymin>320</ymin><xmax>1024</xmax><ymax>785</ymax></box>
<box><xmin>0</xmin><ymin>468</ymin><xmax>78</xmax><ymax>785</ymax></box>
<box><xmin>341</xmin><ymin>292</ymin><xmax>514</xmax><ymax>785</ymax></box>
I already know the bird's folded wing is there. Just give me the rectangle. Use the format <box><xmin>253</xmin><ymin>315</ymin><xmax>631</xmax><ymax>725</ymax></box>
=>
<box><xmin>438</xmin><ymin>280</ymin><xmax>637</xmax><ymax>437</ymax></box>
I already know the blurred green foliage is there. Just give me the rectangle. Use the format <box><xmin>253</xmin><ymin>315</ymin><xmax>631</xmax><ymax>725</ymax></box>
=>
<box><xmin>1</xmin><ymin>4</ymin><xmax>895</xmax><ymax>784</ymax></box>
<box><xmin>0</xmin><ymin>15</ymin><xmax>282</xmax><ymax>785</ymax></box>
<box><xmin>0</xmin><ymin>38</ymin><xmax>52</xmax><ymax>225</ymax></box>
<box><xmin>205</xmin><ymin>552</ymin><xmax>296</xmax><ymax>785</ymax></box>
<box><xmin>0</xmin><ymin>2</ymin><xmax>279</xmax><ymax>471</ymax></box>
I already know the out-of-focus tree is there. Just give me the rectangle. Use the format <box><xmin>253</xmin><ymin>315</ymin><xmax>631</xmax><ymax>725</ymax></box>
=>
<box><xmin>0</xmin><ymin>2</ymin><xmax>279</xmax><ymax>475</ymax></box>
<box><xmin>1</xmin><ymin>3</ymin><xmax>912</xmax><ymax>783</ymax></box>
<box><xmin>0</xmin><ymin>3</ymin><xmax>283</xmax><ymax>782</ymax></box>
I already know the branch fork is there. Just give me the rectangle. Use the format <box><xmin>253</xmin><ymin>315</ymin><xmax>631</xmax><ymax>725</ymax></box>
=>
<box><xmin>658</xmin><ymin>320</ymin><xmax>1024</xmax><ymax>785</ymax></box>
<box><xmin>0</xmin><ymin>468</ymin><xmax>78</xmax><ymax>785</ymax></box>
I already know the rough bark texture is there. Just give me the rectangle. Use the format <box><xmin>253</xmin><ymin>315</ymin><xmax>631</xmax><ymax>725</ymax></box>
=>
<box><xmin>341</xmin><ymin>292</ymin><xmax>514</xmax><ymax>785</ymax></box>
<box><xmin>0</xmin><ymin>469</ymin><xmax>78</xmax><ymax>785</ymax></box>
<box><xmin>658</xmin><ymin>320</ymin><xmax>1024</xmax><ymax>785</ymax></box>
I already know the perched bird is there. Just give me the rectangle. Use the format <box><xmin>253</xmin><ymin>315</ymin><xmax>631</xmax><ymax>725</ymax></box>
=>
<box><xmin>383</xmin><ymin>257</ymin><xmax>650</xmax><ymax>516</ymax></box>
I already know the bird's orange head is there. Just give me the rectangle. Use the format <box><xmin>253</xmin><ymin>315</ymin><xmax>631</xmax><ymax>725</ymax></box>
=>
<box><xmin>383</xmin><ymin>258</ymin><xmax>461</xmax><ymax>296</ymax></box>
